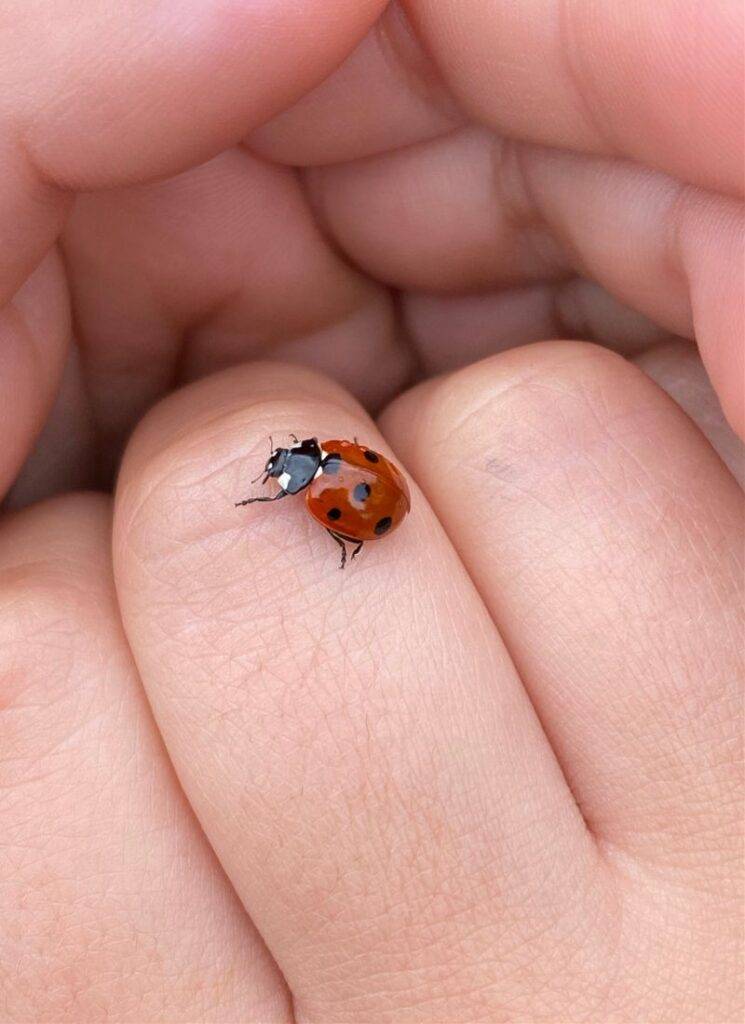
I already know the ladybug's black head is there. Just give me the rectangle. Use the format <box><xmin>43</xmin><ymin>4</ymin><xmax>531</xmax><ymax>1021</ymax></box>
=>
<box><xmin>264</xmin><ymin>446</ymin><xmax>288</xmax><ymax>480</ymax></box>
<box><xmin>265</xmin><ymin>437</ymin><xmax>322</xmax><ymax>494</ymax></box>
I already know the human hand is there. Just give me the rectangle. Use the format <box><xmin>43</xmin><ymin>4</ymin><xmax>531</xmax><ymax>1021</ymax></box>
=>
<box><xmin>1</xmin><ymin>2</ymin><xmax>742</xmax><ymax>1021</ymax></box>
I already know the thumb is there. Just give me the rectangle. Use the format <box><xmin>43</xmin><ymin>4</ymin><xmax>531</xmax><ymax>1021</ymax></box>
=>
<box><xmin>6</xmin><ymin>0</ymin><xmax>385</xmax><ymax>191</ymax></box>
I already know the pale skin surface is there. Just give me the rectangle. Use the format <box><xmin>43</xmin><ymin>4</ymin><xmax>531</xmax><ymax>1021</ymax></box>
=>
<box><xmin>0</xmin><ymin>1</ymin><xmax>742</xmax><ymax>1021</ymax></box>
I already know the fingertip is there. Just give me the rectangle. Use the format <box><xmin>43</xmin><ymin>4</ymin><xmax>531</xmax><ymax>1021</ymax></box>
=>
<box><xmin>381</xmin><ymin>340</ymin><xmax>625</xmax><ymax>459</ymax></box>
<box><xmin>113</xmin><ymin>361</ymin><xmax>374</xmax><ymax>575</ymax></box>
<box><xmin>118</xmin><ymin>361</ymin><xmax>361</xmax><ymax>485</ymax></box>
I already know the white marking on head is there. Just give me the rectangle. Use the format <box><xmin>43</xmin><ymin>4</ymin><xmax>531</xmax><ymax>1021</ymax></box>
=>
<box><xmin>314</xmin><ymin>448</ymin><xmax>331</xmax><ymax>479</ymax></box>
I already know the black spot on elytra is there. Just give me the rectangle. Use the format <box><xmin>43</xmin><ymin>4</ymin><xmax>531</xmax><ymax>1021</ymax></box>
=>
<box><xmin>353</xmin><ymin>482</ymin><xmax>371</xmax><ymax>503</ymax></box>
<box><xmin>363</xmin><ymin>450</ymin><xmax>379</xmax><ymax>463</ymax></box>
<box><xmin>326</xmin><ymin>507</ymin><xmax>342</xmax><ymax>521</ymax></box>
<box><xmin>322</xmin><ymin>454</ymin><xmax>341</xmax><ymax>474</ymax></box>
<box><xmin>374</xmin><ymin>516</ymin><xmax>392</xmax><ymax>535</ymax></box>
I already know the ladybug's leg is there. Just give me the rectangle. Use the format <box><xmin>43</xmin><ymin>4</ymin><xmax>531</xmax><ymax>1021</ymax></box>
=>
<box><xmin>350</xmin><ymin>541</ymin><xmax>364</xmax><ymax>561</ymax></box>
<box><xmin>234</xmin><ymin>490</ymin><xmax>288</xmax><ymax>507</ymax></box>
<box><xmin>326</xmin><ymin>529</ymin><xmax>348</xmax><ymax>569</ymax></box>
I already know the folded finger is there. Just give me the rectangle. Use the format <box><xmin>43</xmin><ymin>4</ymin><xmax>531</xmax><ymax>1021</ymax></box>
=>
<box><xmin>309</xmin><ymin>128</ymin><xmax>745</xmax><ymax>437</ymax></box>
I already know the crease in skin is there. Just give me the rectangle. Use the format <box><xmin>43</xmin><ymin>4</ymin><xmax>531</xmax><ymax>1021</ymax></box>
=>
<box><xmin>375</xmin><ymin>1</ymin><xmax>461</xmax><ymax>122</ymax></box>
<box><xmin>248</xmin><ymin>2</ymin><xmax>462</xmax><ymax>166</ymax></box>
<box><xmin>0</xmin><ymin>127</ymin><xmax>72</xmax><ymax>305</ymax></box>
<box><xmin>491</xmin><ymin>136</ymin><xmax>577</xmax><ymax>278</ymax></box>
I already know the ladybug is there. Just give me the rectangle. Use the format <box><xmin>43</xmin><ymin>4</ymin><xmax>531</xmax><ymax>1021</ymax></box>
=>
<box><xmin>236</xmin><ymin>436</ymin><xmax>410</xmax><ymax>568</ymax></box>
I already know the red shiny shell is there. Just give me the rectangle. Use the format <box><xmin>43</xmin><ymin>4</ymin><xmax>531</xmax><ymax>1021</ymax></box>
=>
<box><xmin>305</xmin><ymin>440</ymin><xmax>410</xmax><ymax>542</ymax></box>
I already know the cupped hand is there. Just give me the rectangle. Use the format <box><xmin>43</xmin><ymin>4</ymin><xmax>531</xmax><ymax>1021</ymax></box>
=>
<box><xmin>0</xmin><ymin>2</ymin><xmax>742</xmax><ymax>1021</ymax></box>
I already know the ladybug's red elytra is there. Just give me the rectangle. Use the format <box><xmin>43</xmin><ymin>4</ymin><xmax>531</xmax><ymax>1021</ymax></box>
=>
<box><xmin>236</xmin><ymin>437</ymin><xmax>410</xmax><ymax>568</ymax></box>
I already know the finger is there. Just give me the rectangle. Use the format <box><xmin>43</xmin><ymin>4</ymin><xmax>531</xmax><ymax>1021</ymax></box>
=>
<box><xmin>0</xmin><ymin>494</ymin><xmax>289</xmax><ymax>1022</ymax></box>
<box><xmin>408</xmin><ymin>0</ymin><xmax>743</xmax><ymax>196</ymax></box>
<box><xmin>381</xmin><ymin>342</ymin><xmax>743</xmax><ymax>875</ymax></box>
<box><xmin>308</xmin><ymin>128</ymin><xmax>745</xmax><ymax>437</ymax></box>
<box><xmin>307</xmin><ymin>127</ymin><xmax>574</xmax><ymax>293</ymax></box>
<box><xmin>113</xmin><ymin>362</ymin><xmax>602</xmax><ymax>1021</ymax></box>
<box><xmin>63</xmin><ymin>149</ymin><xmax>409</xmax><ymax>475</ymax></box>
<box><xmin>0</xmin><ymin>251</ymin><xmax>69</xmax><ymax>502</ymax></box>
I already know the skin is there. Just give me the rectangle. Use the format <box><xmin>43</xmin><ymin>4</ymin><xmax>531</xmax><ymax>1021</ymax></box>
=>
<box><xmin>0</xmin><ymin>2</ymin><xmax>742</xmax><ymax>1021</ymax></box>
